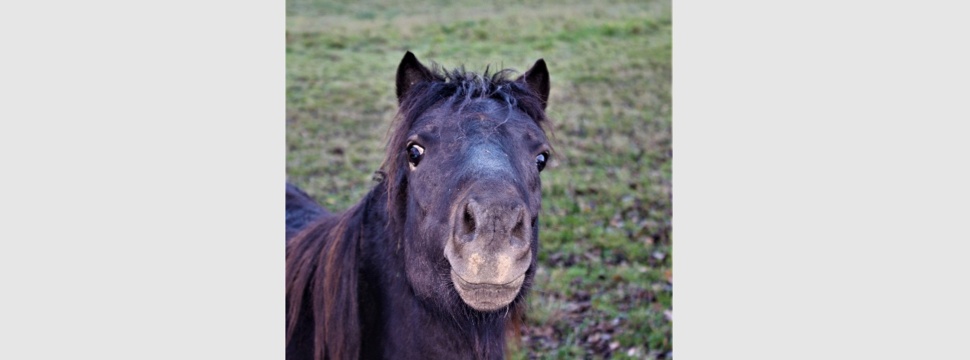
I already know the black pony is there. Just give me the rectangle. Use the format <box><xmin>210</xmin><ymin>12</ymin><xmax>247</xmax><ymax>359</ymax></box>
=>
<box><xmin>286</xmin><ymin>52</ymin><xmax>552</xmax><ymax>360</ymax></box>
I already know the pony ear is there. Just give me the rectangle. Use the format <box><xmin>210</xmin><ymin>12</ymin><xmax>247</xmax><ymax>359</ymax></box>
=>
<box><xmin>396</xmin><ymin>51</ymin><xmax>434</xmax><ymax>104</ymax></box>
<box><xmin>517</xmin><ymin>59</ymin><xmax>550</xmax><ymax>110</ymax></box>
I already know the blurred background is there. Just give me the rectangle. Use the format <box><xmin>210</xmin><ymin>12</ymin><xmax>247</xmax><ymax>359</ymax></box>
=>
<box><xmin>286</xmin><ymin>0</ymin><xmax>671</xmax><ymax>358</ymax></box>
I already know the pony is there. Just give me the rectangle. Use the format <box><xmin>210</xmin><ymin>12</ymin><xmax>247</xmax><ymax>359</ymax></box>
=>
<box><xmin>285</xmin><ymin>51</ymin><xmax>552</xmax><ymax>360</ymax></box>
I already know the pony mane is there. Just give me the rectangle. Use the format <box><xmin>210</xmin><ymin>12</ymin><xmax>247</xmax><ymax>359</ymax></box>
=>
<box><xmin>396</xmin><ymin>64</ymin><xmax>549</xmax><ymax>135</ymax></box>
<box><xmin>286</xmin><ymin>194</ymin><xmax>371</xmax><ymax>360</ymax></box>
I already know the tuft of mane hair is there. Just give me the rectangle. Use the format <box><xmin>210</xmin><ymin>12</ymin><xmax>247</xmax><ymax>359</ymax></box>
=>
<box><xmin>394</xmin><ymin>63</ymin><xmax>550</xmax><ymax>134</ymax></box>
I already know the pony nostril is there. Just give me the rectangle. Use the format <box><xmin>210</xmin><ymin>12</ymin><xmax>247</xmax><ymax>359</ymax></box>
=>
<box><xmin>462</xmin><ymin>205</ymin><xmax>476</xmax><ymax>236</ymax></box>
<box><xmin>510</xmin><ymin>212</ymin><xmax>525</xmax><ymax>241</ymax></box>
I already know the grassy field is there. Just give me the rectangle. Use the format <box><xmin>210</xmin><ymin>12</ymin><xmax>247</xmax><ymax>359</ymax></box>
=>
<box><xmin>286</xmin><ymin>0</ymin><xmax>671</xmax><ymax>358</ymax></box>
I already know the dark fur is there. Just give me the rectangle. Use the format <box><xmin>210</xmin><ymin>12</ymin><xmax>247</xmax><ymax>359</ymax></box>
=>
<box><xmin>286</xmin><ymin>183</ymin><xmax>329</xmax><ymax>240</ymax></box>
<box><xmin>286</xmin><ymin>52</ymin><xmax>551</xmax><ymax>360</ymax></box>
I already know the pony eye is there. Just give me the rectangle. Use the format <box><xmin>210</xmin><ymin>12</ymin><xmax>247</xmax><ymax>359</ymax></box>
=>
<box><xmin>407</xmin><ymin>144</ymin><xmax>424</xmax><ymax>168</ymax></box>
<box><xmin>536</xmin><ymin>152</ymin><xmax>549</xmax><ymax>172</ymax></box>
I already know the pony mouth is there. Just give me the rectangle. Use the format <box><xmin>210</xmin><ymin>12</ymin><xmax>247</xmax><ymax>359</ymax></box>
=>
<box><xmin>450</xmin><ymin>271</ymin><xmax>525</xmax><ymax>312</ymax></box>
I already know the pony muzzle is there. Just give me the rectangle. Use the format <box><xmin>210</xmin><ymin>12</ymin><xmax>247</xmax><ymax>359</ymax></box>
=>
<box><xmin>444</xmin><ymin>196</ymin><xmax>533</xmax><ymax>311</ymax></box>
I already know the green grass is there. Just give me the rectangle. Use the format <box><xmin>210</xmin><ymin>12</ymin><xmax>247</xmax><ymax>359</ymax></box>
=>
<box><xmin>286</xmin><ymin>0</ymin><xmax>671</xmax><ymax>357</ymax></box>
